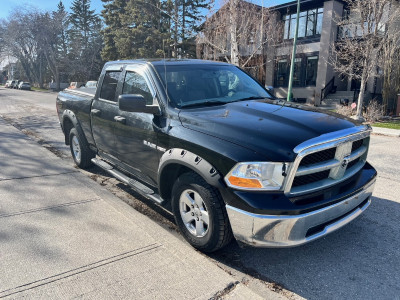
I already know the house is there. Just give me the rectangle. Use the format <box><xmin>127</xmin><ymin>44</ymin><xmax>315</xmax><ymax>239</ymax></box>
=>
<box><xmin>198</xmin><ymin>0</ymin><xmax>387</xmax><ymax>106</ymax></box>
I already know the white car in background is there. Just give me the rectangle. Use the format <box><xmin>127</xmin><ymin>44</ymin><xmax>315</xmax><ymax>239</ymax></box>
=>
<box><xmin>84</xmin><ymin>81</ymin><xmax>97</xmax><ymax>88</ymax></box>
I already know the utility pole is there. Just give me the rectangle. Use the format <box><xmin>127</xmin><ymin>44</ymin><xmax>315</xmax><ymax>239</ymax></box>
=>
<box><xmin>287</xmin><ymin>0</ymin><xmax>301</xmax><ymax>102</ymax></box>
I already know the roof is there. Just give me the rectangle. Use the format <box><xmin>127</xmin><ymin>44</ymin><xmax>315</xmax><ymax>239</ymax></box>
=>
<box><xmin>105</xmin><ymin>59</ymin><xmax>232</xmax><ymax>67</ymax></box>
<box><xmin>271</xmin><ymin>0</ymin><xmax>337</xmax><ymax>12</ymax></box>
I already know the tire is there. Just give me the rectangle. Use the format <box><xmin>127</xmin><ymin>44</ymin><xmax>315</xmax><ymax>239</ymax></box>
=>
<box><xmin>171</xmin><ymin>172</ymin><xmax>233</xmax><ymax>252</ymax></box>
<box><xmin>69</xmin><ymin>128</ymin><xmax>94</xmax><ymax>169</ymax></box>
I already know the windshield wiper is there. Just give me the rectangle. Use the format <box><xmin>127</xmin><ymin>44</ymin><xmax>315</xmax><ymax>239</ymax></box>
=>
<box><xmin>231</xmin><ymin>96</ymin><xmax>268</xmax><ymax>102</ymax></box>
<box><xmin>180</xmin><ymin>100</ymin><xmax>228</xmax><ymax>108</ymax></box>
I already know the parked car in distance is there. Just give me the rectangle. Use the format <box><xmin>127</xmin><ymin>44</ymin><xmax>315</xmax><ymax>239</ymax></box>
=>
<box><xmin>11</xmin><ymin>80</ymin><xmax>21</xmax><ymax>89</ymax></box>
<box><xmin>84</xmin><ymin>81</ymin><xmax>97</xmax><ymax>88</ymax></box>
<box><xmin>68</xmin><ymin>82</ymin><xmax>84</xmax><ymax>89</ymax></box>
<box><xmin>18</xmin><ymin>82</ymin><xmax>31</xmax><ymax>90</ymax></box>
<box><xmin>5</xmin><ymin>80</ymin><xmax>13</xmax><ymax>88</ymax></box>
<box><xmin>6</xmin><ymin>80</ymin><xmax>16</xmax><ymax>88</ymax></box>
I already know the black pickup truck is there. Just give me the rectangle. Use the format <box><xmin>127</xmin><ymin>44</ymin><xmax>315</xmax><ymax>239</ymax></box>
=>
<box><xmin>56</xmin><ymin>59</ymin><xmax>377</xmax><ymax>252</ymax></box>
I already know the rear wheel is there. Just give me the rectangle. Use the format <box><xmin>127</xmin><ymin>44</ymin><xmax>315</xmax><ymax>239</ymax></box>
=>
<box><xmin>69</xmin><ymin>128</ymin><xmax>94</xmax><ymax>169</ymax></box>
<box><xmin>171</xmin><ymin>172</ymin><xmax>232</xmax><ymax>252</ymax></box>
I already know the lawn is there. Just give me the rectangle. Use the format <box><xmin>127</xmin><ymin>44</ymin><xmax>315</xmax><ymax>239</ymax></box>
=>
<box><xmin>372</xmin><ymin>120</ymin><xmax>400</xmax><ymax>130</ymax></box>
<box><xmin>31</xmin><ymin>87</ymin><xmax>50</xmax><ymax>92</ymax></box>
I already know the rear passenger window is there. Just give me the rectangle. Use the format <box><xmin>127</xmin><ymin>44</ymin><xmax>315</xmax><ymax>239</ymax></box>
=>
<box><xmin>122</xmin><ymin>71</ymin><xmax>153</xmax><ymax>105</ymax></box>
<box><xmin>100</xmin><ymin>71</ymin><xmax>121</xmax><ymax>101</ymax></box>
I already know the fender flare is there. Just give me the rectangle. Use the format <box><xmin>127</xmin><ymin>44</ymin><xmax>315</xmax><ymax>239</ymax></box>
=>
<box><xmin>158</xmin><ymin>148</ymin><xmax>221</xmax><ymax>188</ymax></box>
<box><xmin>61</xmin><ymin>110</ymin><xmax>86</xmax><ymax>145</ymax></box>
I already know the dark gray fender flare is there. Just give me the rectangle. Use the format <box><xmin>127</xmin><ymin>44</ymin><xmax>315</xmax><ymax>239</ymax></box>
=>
<box><xmin>61</xmin><ymin>109</ymin><xmax>86</xmax><ymax>144</ymax></box>
<box><xmin>158</xmin><ymin>148</ymin><xmax>221</xmax><ymax>187</ymax></box>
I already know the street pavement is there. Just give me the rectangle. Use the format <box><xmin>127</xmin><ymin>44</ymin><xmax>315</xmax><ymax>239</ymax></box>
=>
<box><xmin>0</xmin><ymin>117</ymin><xmax>267</xmax><ymax>299</ymax></box>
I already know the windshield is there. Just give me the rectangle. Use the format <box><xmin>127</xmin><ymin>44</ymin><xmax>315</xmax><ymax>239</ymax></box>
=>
<box><xmin>154</xmin><ymin>64</ymin><xmax>273</xmax><ymax>108</ymax></box>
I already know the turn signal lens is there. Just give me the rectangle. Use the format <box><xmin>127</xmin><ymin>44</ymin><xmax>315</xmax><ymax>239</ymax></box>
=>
<box><xmin>225</xmin><ymin>162</ymin><xmax>288</xmax><ymax>191</ymax></box>
<box><xmin>227</xmin><ymin>176</ymin><xmax>263</xmax><ymax>188</ymax></box>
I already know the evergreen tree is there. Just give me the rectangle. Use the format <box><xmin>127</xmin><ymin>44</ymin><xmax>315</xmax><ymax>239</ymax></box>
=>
<box><xmin>101</xmin><ymin>0</ymin><xmax>211</xmax><ymax>60</ymax></box>
<box><xmin>101</xmin><ymin>0</ymin><xmax>128</xmax><ymax>61</ymax></box>
<box><xmin>68</xmin><ymin>0</ymin><xmax>103</xmax><ymax>80</ymax></box>
<box><xmin>102</xmin><ymin>0</ymin><xmax>166</xmax><ymax>60</ymax></box>
<box><xmin>180</xmin><ymin>0</ymin><xmax>211</xmax><ymax>57</ymax></box>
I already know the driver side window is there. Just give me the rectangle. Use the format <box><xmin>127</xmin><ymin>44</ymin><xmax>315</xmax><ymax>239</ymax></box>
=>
<box><xmin>122</xmin><ymin>71</ymin><xmax>153</xmax><ymax>105</ymax></box>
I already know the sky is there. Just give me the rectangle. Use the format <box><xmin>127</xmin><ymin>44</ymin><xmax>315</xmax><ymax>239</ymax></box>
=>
<box><xmin>0</xmin><ymin>0</ymin><xmax>292</xmax><ymax>20</ymax></box>
<box><xmin>0</xmin><ymin>0</ymin><xmax>104</xmax><ymax>20</ymax></box>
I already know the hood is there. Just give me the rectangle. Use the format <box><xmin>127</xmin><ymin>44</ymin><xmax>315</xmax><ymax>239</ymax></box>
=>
<box><xmin>178</xmin><ymin>100</ymin><xmax>357</xmax><ymax>162</ymax></box>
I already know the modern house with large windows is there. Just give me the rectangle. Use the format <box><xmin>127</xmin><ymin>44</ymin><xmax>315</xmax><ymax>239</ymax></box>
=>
<box><xmin>265</xmin><ymin>0</ymin><xmax>365</xmax><ymax>105</ymax></box>
<box><xmin>198</xmin><ymin>0</ymin><xmax>386</xmax><ymax>105</ymax></box>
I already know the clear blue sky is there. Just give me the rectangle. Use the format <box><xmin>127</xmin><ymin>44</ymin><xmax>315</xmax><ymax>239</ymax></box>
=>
<box><xmin>0</xmin><ymin>0</ymin><xmax>292</xmax><ymax>20</ymax></box>
<box><xmin>0</xmin><ymin>0</ymin><xmax>104</xmax><ymax>19</ymax></box>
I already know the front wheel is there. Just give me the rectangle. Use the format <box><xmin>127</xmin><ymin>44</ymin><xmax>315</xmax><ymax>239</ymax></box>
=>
<box><xmin>69</xmin><ymin>128</ymin><xmax>94</xmax><ymax>169</ymax></box>
<box><xmin>171</xmin><ymin>172</ymin><xmax>233</xmax><ymax>252</ymax></box>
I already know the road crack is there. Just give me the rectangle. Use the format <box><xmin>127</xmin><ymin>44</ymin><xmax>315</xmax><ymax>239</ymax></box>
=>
<box><xmin>209</xmin><ymin>281</ymin><xmax>240</xmax><ymax>300</ymax></box>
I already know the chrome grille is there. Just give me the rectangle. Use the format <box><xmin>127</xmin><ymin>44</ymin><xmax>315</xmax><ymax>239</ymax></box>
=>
<box><xmin>284</xmin><ymin>126</ymin><xmax>372</xmax><ymax>196</ymax></box>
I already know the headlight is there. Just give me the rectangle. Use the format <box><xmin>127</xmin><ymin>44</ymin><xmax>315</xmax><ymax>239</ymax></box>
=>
<box><xmin>225</xmin><ymin>162</ymin><xmax>288</xmax><ymax>191</ymax></box>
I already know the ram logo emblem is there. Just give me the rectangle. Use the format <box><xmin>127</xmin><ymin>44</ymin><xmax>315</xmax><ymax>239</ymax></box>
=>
<box><xmin>341</xmin><ymin>155</ymin><xmax>351</xmax><ymax>169</ymax></box>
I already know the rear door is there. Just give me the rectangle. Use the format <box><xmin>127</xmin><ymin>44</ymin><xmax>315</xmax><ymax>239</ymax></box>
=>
<box><xmin>113</xmin><ymin>64</ymin><xmax>161</xmax><ymax>185</ymax></box>
<box><xmin>91</xmin><ymin>64</ymin><xmax>123</xmax><ymax>157</ymax></box>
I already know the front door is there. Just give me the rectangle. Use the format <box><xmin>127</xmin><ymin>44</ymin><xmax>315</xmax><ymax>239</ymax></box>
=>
<box><xmin>113</xmin><ymin>65</ymin><xmax>160</xmax><ymax>186</ymax></box>
<box><xmin>91</xmin><ymin>65</ymin><xmax>123</xmax><ymax>157</ymax></box>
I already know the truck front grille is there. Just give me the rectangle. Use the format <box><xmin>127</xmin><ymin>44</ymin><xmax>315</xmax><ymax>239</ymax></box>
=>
<box><xmin>299</xmin><ymin>147</ymin><xmax>336</xmax><ymax>166</ymax></box>
<box><xmin>287</xmin><ymin>134</ymin><xmax>370</xmax><ymax>197</ymax></box>
<box><xmin>292</xmin><ymin>170</ymin><xmax>330</xmax><ymax>187</ymax></box>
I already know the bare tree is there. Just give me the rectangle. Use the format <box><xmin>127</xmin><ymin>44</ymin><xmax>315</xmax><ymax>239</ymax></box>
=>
<box><xmin>330</xmin><ymin>0</ymin><xmax>400</xmax><ymax>119</ymax></box>
<box><xmin>2</xmin><ymin>8</ymin><xmax>47</xmax><ymax>87</ymax></box>
<box><xmin>381</xmin><ymin>13</ymin><xmax>400</xmax><ymax>114</ymax></box>
<box><xmin>197</xmin><ymin>0</ymin><xmax>281</xmax><ymax>78</ymax></box>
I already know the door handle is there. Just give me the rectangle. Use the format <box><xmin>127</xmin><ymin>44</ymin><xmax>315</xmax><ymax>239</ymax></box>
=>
<box><xmin>91</xmin><ymin>109</ymin><xmax>101</xmax><ymax>116</ymax></box>
<box><xmin>114</xmin><ymin>116</ymin><xmax>126</xmax><ymax>124</ymax></box>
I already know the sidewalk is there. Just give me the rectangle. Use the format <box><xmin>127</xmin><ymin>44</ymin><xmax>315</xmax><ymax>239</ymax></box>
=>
<box><xmin>0</xmin><ymin>117</ymin><xmax>268</xmax><ymax>299</ymax></box>
<box><xmin>371</xmin><ymin>126</ymin><xmax>400</xmax><ymax>137</ymax></box>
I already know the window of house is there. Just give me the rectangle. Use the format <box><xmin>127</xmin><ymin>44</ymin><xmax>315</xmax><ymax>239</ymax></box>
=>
<box><xmin>293</xmin><ymin>58</ymin><xmax>302</xmax><ymax>86</ymax></box>
<box><xmin>276</xmin><ymin>59</ymin><xmax>288</xmax><ymax>86</ymax></box>
<box><xmin>305</xmin><ymin>56</ymin><xmax>318</xmax><ymax>86</ymax></box>
<box><xmin>275</xmin><ymin>55</ymin><xmax>319</xmax><ymax>87</ymax></box>
<box><xmin>122</xmin><ymin>71</ymin><xmax>153</xmax><ymax>105</ymax></box>
<box><xmin>100</xmin><ymin>71</ymin><xmax>121</xmax><ymax>101</ymax></box>
<box><xmin>283</xmin><ymin>7</ymin><xmax>324</xmax><ymax>40</ymax></box>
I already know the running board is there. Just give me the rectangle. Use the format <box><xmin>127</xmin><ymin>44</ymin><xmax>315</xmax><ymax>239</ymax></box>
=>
<box><xmin>91</xmin><ymin>158</ymin><xmax>164</xmax><ymax>205</ymax></box>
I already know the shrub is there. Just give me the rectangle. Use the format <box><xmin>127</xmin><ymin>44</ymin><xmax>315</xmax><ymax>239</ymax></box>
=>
<box><xmin>364</xmin><ymin>99</ymin><xmax>384</xmax><ymax>123</ymax></box>
<box><xmin>336</xmin><ymin>105</ymin><xmax>354</xmax><ymax>117</ymax></box>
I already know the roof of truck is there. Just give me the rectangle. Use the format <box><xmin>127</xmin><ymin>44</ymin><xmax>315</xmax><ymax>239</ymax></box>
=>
<box><xmin>105</xmin><ymin>59</ymin><xmax>231</xmax><ymax>67</ymax></box>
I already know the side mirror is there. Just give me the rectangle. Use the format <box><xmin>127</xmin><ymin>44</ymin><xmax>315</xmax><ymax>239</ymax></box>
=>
<box><xmin>118</xmin><ymin>94</ymin><xmax>161</xmax><ymax>115</ymax></box>
<box><xmin>265</xmin><ymin>86</ymin><xmax>274</xmax><ymax>93</ymax></box>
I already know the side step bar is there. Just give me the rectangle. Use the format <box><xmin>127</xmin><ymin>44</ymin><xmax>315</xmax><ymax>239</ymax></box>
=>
<box><xmin>91</xmin><ymin>158</ymin><xmax>164</xmax><ymax>205</ymax></box>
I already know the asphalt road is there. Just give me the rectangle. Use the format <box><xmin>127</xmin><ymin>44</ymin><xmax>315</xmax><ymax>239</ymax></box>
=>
<box><xmin>1</xmin><ymin>87</ymin><xmax>399</xmax><ymax>299</ymax></box>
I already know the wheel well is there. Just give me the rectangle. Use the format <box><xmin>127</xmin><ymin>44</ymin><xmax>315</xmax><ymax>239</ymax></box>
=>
<box><xmin>159</xmin><ymin>164</ymin><xmax>193</xmax><ymax>202</ymax></box>
<box><xmin>63</xmin><ymin>118</ymin><xmax>74</xmax><ymax>145</ymax></box>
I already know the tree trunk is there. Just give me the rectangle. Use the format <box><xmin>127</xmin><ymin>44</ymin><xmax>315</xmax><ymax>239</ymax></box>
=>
<box><xmin>174</xmin><ymin>0</ymin><xmax>179</xmax><ymax>58</ymax></box>
<box><xmin>55</xmin><ymin>67</ymin><xmax>60</xmax><ymax>91</ymax></box>
<box><xmin>229</xmin><ymin>0</ymin><xmax>239</xmax><ymax>66</ymax></box>
<box><xmin>356</xmin><ymin>69</ymin><xmax>368</xmax><ymax>119</ymax></box>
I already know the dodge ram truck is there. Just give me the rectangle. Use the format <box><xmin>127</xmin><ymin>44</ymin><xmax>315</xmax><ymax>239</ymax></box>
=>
<box><xmin>56</xmin><ymin>59</ymin><xmax>377</xmax><ymax>252</ymax></box>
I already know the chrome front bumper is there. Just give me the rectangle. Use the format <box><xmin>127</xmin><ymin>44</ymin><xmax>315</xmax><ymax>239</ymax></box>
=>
<box><xmin>226</xmin><ymin>179</ymin><xmax>376</xmax><ymax>247</ymax></box>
